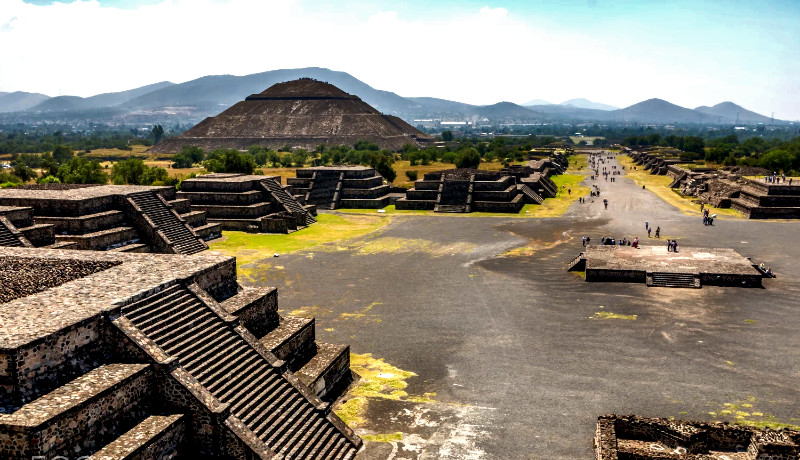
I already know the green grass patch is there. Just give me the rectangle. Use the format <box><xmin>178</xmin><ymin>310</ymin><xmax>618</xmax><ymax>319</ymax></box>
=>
<box><xmin>593</xmin><ymin>311</ymin><xmax>637</xmax><ymax>320</ymax></box>
<box><xmin>208</xmin><ymin>213</ymin><xmax>388</xmax><ymax>267</ymax></box>
<box><xmin>361</xmin><ymin>432</ymin><xmax>404</xmax><ymax>443</ymax></box>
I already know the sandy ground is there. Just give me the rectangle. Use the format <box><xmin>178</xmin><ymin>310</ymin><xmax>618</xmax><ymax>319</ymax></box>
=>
<box><xmin>237</xmin><ymin>154</ymin><xmax>800</xmax><ymax>459</ymax></box>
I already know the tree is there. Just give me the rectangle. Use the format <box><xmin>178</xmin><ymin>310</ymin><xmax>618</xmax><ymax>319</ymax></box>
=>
<box><xmin>151</xmin><ymin>124</ymin><xmax>165</xmax><ymax>145</ymax></box>
<box><xmin>370</xmin><ymin>153</ymin><xmax>396</xmax><ymax>183</ymax></box>
<box><xmin>405</xmin><ymin>170</ymin><xmax>418</xmax><ymax>181</ymax></box>
<box><xmin>455</xmin><ymin>148</ymin><xmax>481</xmax><ymax>169</ymax></box>
<box><xmin>203</xmin><ymin>149</ymin><xmax>256</xmax><ymax>174</ymax></box>
<box><xmin>111</xmin><ymin>158</ymin><xmax>147</xmax><ymax>185</ymax></box>
<box><xmin>52</xmin><ymin>145</ymin><xmax>74</xmax><ymax>164</ymax></box>
<box><xmin>248</xmin><ymin>146</ymin><xmax>269</xmax><ymax>166</ymax></box>
<box><xmin>12</xmin><ymin>163</ymin><xmax>36</xmax><ymax>182</ymax></box>
<box><xmin>441</xmin><ymin>130</ymin><xmax>454</xmax><ymax>142</ymax></box>
<box><xmin>172</xmin><ymin>145</ymin><xmax>204</xmax><ymax>168</ymax></box>
<box><xmin>57</xmin><ymin>157</ymin><xmax>109</xmax><ymax>184</ymax></box>
<box><xmin>40</xmin><ymin>153</ymin><xmax>59</xmax><ymax>178</ymax></box>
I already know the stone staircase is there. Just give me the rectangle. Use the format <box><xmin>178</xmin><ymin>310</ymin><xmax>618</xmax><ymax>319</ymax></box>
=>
<box><xmin>434</xmin><ymin>178</ymin><xmax>470</xmax><ymax>213</ymax></box>
<box><xmin>0</xmin><ymin>217</ymin><xmax>27</xmax><ymax>247</ymax></box>
<box><xmin>260</xmin><ymin>178</ymin><xmax>317</xmax><ymax>226</ymax></box>
<box><xmin>118</xmin><ymin>283</ymin><xmax>360</xmax><ymax>459</ymax></box>
<box><xmin>128</xmin><ymin>192</ymin><xmax>207</xmax><ymax>255</ymax></box>
<box><xmin>647</xmin><ymin>272</ymin><xmax>700</xmax><ymax>288</ymax></box>
<box><xmin>567</xmin><ymin>253</ymin><xmax>585</xmax><ymax>271</ymax></box>
<box><xmin>518</xmin><ymin>184</ymin><xmax>544</xmax><ymax>205</ymax></box>
<box><xmin>668</xmin><ymin>171</ymin><xmax>687</xmax><ymax>188</ymax></box>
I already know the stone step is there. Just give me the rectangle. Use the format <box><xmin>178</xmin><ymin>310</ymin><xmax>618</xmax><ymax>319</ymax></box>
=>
<box><xmin>55</xmin><ymin>226</ymin><xmax>139</xmax><ymax>251</ymax></box>
<box><xmin>259</xmin><ymin>316</ymin><xmax>316</xmax><ymax>366</ymax></box>
<box><xmin>119</xmin><ymin>284</ymin><xmax>360</xmax><ymax>457</ymax></box>
<box><xmin>36</xmin><ymin>210</ymin><xmax>126</xmax><ymax>234</ymax></box>
<box><xmin>86</xmin><ymin>414</ymin><xmax>185</xmax><ymax>460</ymax></box>
<box><xmin>42</xmin><ymin>240</ymin><xmax>78</xmax><ymax>250</ymax></box>
<box><xmin>0</xmin><ymin>363</ymin><xmax>153</xmax><ymax>459</ymax></box>
<box><xmin>295</xmin><ymin>342</ymin><xmax>352</xmax><ymax>400</ymax></box>
<box><xmin>649</xmin><ymin>272</ymin><xmax>698</xmax><ymax>288</ymax></box>
<box><xmin>129</xmin><ymin>192</ymin><xmax>206</xmax><ymax>255</ymax></box>
<box><xmin>108</xmin><ymin>242</ymin><xmax>149</xmax><ymax>253</ymax></box>
<box><xmin>191</xmin><ymin>222</ymin><xmax>223</xmax><ymax>241</ymax></box>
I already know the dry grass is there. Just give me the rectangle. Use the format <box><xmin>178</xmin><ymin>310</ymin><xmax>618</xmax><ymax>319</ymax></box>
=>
<box><xmin>618</xmin><ymin>155</ymin><xmax>744</xmax><ymax>219</ymax></box>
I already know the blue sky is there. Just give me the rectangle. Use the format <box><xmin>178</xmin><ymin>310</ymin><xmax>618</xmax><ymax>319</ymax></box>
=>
<box><xmin>4</xmin><ymin>0</ymin><xmax>800</xmax><ymax>119</ymax></box>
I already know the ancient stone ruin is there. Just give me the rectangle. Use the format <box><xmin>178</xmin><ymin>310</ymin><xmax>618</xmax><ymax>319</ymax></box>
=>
<box><xmin>568</xmin><ymin>245</ymin><xmax>769</xmax><ymax>288</ymax></box>
<box><xmin>287</xmin><ymin>166</ymin><xmax>393</xmax><ymax>210</ymax></box>
<box><xmin>394</xmin><ymin>154</ymin><xmax>568</xmax><ymax>213</ymax></box>
<box><xmin>178</xmin><ymin>173</ymin><xmax>317</xmax><ymax>233</ymax></box>
<box><xmin>151</xmin><ymin>78</ymin><xmax>430</xmax><ymax>153</ymax></box>
<box><xmin>0</xmin><ymin>184</ymin><xmax>219</xmax><ymax>254</ymax></box>
<box><xmin>595</xmin><ymin>414</ymin><xmax>799</xmax><ymax>459</ymax></box>
<box><xmin>630</xmin><ymin>151</ymin><xmax>800</xmax><ymax>219</ymax></box>
<box><xmin>0</xmin><ymin>246</ymin><xmax>360</xmax><ymax>459</ymax></box>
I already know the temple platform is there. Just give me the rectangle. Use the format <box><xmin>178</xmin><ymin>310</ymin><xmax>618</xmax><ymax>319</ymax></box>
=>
<box><xmin>569</xmin><ymin>245</ymin><xmax>767</xmax><ymax>288</ymax></box>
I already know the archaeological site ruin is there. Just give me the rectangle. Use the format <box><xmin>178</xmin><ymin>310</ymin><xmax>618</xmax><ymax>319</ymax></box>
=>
<box><xmin>595</xmin><ymin>414</ymin><xmax>800</xmax><ymax>459</ymax></box>
<box><xmin>151</xmin><ymin>78</ymin><xmax>430</xmax><ymax>153</ymax></box>
<box><xmin>287</xmin><ymin>166</ymin><xmax>393</xmax><ymax>210</ymax></box>
<box><xmin>630</xmin><ymin>150</ymin><xmax>800</xmax><ymax>219</ymax></box>
<box><xmin>395</xmin><ymin>154</ymin><xmax>567</xmax><ymax>213</ymax></box>
<box><xmin>0</xmin><ymin>185</ymin><xmax>219</xmax><ymax>254</ymax></box>
<box><xmin>178</xmin><ymin>173</ymin><xmax>317</xmax><ymax>233</ymax></box>
<box><xmin>0</xmin><ymin>246</ymin><xmax>360</xmax><ymax>459</ymax></box>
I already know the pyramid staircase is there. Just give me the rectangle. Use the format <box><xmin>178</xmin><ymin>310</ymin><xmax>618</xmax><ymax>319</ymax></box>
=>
<box><xmin>0</xmin><ymin>216</ymin><xmax>29</xmax><ymax>247</ymax></box>
<box><xmin>518</xmin><ymin>184</ymin><xmax>544</xmax><ymax>205</ymax></box>
<box><xmin>647</xmin><ymin>272</ymin><xmax>700</xmax><ymax>288</ymax></box>
<box><xmin>260</xmin><ymin>178</ymin><xmax>317</xmax><ymax>226</ymax></box>
<box><xmin>668</xmin><ymin>171</ymin><xmax>687</xmax><ymax>188</ymax></box>
<box><xmin>116</xmin><ymin>283</ymin><xmax>360</xmax><ymax>459</ymax></box>
<box><xmin>434</xmin><ymin>177</ymin><xmax>471</xmax><ymax>213</ymax></box>
<box><xmin>127</xmin><ymin>192</ymin><xmax>207</xmax><ymax>255</ymax></box>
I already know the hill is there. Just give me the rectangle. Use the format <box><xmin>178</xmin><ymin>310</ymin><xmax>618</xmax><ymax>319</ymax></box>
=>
<box><xmin>612</xmin><ymin>98</ymin><xmax>708</xmax><ymax>124</ymax></box>
<box><xmin>0</xmin><ymin>91</ymin><xmax>51</xmax><ymax>113</ymax></box>
<box><xmin>31</xmin><ymin>81</ymin><xmax>174</xmax><ymax>112</ymax></box>
<box><xmin>476</xmin><ymin>102</ymin><xmax>538</xmax><ymax>119</ymax></box>
<box><xmin>560</xmin><ymin>98</ymin><xmax>618</xmax><ymax>111</ymax></box>
<box><xmin>694</xmin><ymin>101</ymin><xmax>773</xmax><ymax>124</ymax></box>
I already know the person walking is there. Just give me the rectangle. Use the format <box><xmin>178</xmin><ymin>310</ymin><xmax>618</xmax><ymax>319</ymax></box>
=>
<box><xmin>645</xmin><ymin>221</ymin><xmax>649</xmax><ymax>231</ymax></box>
<box><xmin>582</xmin><ymin>236</ymin><xmax>586</xmax><ymax>247</ymax></box>
<box><xmin>655</xmin><ymin>226</ymin><xmax>660</xmax><ymax>238</ymax></box>
<box><xmin>647</xmin><ymin>227</ymin><xmax>652</xmax><ymax>238</ymax></box>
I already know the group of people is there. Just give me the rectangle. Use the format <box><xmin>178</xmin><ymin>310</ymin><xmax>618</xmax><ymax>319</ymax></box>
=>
<box><xmin>645</xmin><ymin>221</ymin><xmax>661</xmax><ymax>238</ymax></box>
<box><xmin>702</xmin><ymin>207</ymin><xmax>715</xmax><ymax>226</ymax></box>
<box><xmin>666</xmin><ymin>239</ymin><xmax>679</xmax><ymax>252</ymax></box>
<box><xmin>593</xmin><ymin>236</ymin><xmax>640</xmax><ymax>248</ymax></box>
<box><xmin>764</xmin><ymin>173</ymin><xmax>793</xmax><ymax>185</ymax></box>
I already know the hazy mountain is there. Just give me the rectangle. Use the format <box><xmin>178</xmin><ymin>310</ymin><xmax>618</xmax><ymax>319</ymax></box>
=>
<box><xmin>694</xmin><ymin>101</ymin><xmax>772</xmax><ymax>124</ymax></box>
<box><xmin>407</xmin><ymin>97</ymin><xmax>475</xmax><ymax>115</ymax></box>
<box><xmin>522</xmin><ymin>99</ymin><xmax>552</xmax><ymax>106</ymax></box>
<box><xmin>560</xmin><ymin>98</ymin><xmax>618</xmax><ymax>111</ymax></box>
<box><xmin>31</xmin><ymin>81</ymin><xmax>174</xmax><ymax>112</ymax></box>
<box><xmin>612</xmin><ymin>98</ymin><xmax>708</xmax><ymax>124</ymax></box>
<box><xmin>122</xmin><ymin>67</ymin><xmax>419</xmax><ymax>116</ymax></box>
<box><xmin>476</xmin><ymin>102</ymin><xmax>538</xmax><ymax>119</ymax></box>
<box><xmin>525</xmin><ymin>104</ymin><xmax>615</xmax><ymax>121</ymax></box>
<box><xmin>0</xmin><ymin>91</ymin><xmax>51</xmax><ymax>113</ymax></box>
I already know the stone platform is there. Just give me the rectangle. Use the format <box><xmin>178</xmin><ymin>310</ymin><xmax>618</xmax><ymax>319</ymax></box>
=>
<box><xmin>288</xmin><ymin>166</ymin><xmax>392</xmax><ymax>210</ymax></box>
<box><xmin>0</xmin><ymin>185</ymin><xmax>220</xmax><ymax>254</ymax></box>
<box><xmin>595</xmin><ymin>414</ymin><xmax>799</xmax><ymax>459</ymax></box>
<box><xmin>0</xmin><ymin>246</ymin><xmax>360</xmax><ymax>459</ymax></box>
<box><xmin>569</xmin><ymin>245</ymin><xmax>766</xmax><ymax>288</ymax></box>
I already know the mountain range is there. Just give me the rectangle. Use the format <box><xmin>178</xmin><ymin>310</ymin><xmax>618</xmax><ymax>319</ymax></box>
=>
<box><xmin>0</xmin><ymin>67</ymin><xmax>784</xmax><ymax>125</ymax></box>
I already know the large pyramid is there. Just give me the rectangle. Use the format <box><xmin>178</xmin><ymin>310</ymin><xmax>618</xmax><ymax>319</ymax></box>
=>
<box><xmin>152</xmin><ymin>78</ymin><xmax>429</xmax><ymax>152</ymax></box>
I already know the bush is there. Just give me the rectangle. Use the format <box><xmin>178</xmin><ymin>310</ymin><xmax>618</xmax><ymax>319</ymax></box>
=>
<box><xmin>405</xmin><ymin>170</ymin><xmax>418</xmax><ymax>181</ymax></box>
<box><xmin>455</xmin><ymin>148</ymin><xmax>481</xmax><ymax>169</ymax></box>
<box><xmin>37</xmin><ymin>175</ymin><xmax>61</xmax><ymax>184</ymax></box>
<box><xmin>203</xmin><ymin>149</ymin><xmax>256</xmax><ymax>174</ymax></box>
<box><xmin>57</xmin><ymin>157</ymin><xmax>109</xmax><ymax>184</ymax></box>
<box><xmin>172</xmin><ymin>145</ymin><xmax>204</xmax><ymax>168</ymax></box>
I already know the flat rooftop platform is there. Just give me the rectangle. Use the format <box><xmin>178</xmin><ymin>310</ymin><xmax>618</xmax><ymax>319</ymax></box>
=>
<box><xmin>0</xmin><ymin>184</ymin><xmax>172</xmax><ymax>201</ymax></box>
<box><xmin>0</xmin><ymin>247</ymin><xmax>234</xmax><ymax>349</ymax></box>
<box><xmin>585</xmin><ymin>245</ymin><xmax>761</xmax><ymax>276</ymax></box>
<box><xmin>181</xmin><ymin>173</ymin><xmax>280</xmax><ymax>183</ymax></box>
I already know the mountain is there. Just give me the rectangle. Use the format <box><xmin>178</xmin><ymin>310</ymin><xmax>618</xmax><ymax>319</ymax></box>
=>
<box><xmin>476</xmin><ymin>102</ymin><xmax>538</xmax><ymax>119</ymax></box>
<box><xmin>30</xmin><ymin>81</ymin><xmax>174</xmax><ymax>112</ymax></box>
<box><xmin>0</xmin><ymin>91</ymin><xmax>51</xmax><ymax>113</ymax></box>
<box><xmin>522</xmin><ymin>99</ymin><xmax>552</xmax><ymax>106</ymax></box>
<box><xmin>121</xmin><ymin>67</ymin><xmax>419</xmax><ymax>116</ymax></box>
<box><xmin>525</xmin><ymin>104</ymin><xmax>616</xmax><ymax>121</ymax></box>
<box><xmin>694</xmin><ymin>101</ymin><xmax>773</xmax><ymax>124</ymax></box>
<box><xmin>407</xmin><ymin>97</ymin><xmax>475</xmax><ymax>116</ymax></box>
<box><xmin>560</xmin><ymin>98</ymin><xmax>617</xmax><ymax>111</ymax></box>
<box><xmin>612</xmin><ymin>98</ymin><xmax>708</xmax><ymax>124</ymax></box>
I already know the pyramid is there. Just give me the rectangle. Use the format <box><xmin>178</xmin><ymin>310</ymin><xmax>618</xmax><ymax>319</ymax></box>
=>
<box><xmin>152</xmin><ymin>78</ymin><xmax>429</xmax><ymax>152</ymax></box>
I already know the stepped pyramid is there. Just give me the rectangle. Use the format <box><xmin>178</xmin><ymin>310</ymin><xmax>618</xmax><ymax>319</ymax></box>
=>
<box><xmin>152</xmin><ymin>78</ymin><xmax>430</xmax><ymax>152</ymax></box>
<box><xmin>0</xmin><ymin>247</ymin><xmax>361</xmax><ymax>459</ymax></box>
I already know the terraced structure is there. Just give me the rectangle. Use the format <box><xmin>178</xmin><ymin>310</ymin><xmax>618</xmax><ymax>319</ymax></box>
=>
<box><xmin>0</xmin><ymin>246</ymin><xmax>361</xmax><ymax>459</ymax></box>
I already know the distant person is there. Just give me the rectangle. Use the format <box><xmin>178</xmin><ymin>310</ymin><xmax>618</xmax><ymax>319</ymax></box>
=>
<box><xmin>655</xmin><ymin>226</ymin><xmax>660</xmax><ymax>238</ymax></box>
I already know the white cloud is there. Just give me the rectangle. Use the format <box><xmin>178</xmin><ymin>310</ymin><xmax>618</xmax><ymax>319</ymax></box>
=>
<box><xmin>0</xmin><ymin>0</ymin><xmax>796</xmax><ymax>119</ymax></box>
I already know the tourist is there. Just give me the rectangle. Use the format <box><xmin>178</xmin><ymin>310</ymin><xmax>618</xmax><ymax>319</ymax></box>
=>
<box><xmin>645</xmin><ymin>221</ymin><xmax>649</xmax><ymax>231</ymax></box>
<box><xmin>603</xmin><ymin>199</ymin><xmax>608</xmax><ymax>209</ymax></box>
<box><xmin>667</xmin><ymin>239</ymin><xmax>672</xmax><ymax>252</ymax></box>
<box><xmin>582</xmin><ymin>236</ymin><xmax>587</xmax><ymax>247</ymax></box>
<box><xmin>673</xmin><ymin>240</ymin><xmax>679</xmax><ymax>252</ymax></box>
<box><xmin>655</xmin><ymin>226</ymin><xmax>660</xmax><ymax>238</ymax></box>
<box><xmin>648</xmin><ymin>227</ymin><xmax>651</xmax><ymax>238</ymax></box>
<box><xmin>632</xmin><ymin>236</ymin><xmax>639</xmax><ymax>248</ymax></box>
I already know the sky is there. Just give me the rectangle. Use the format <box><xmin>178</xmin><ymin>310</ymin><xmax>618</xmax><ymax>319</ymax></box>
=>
<box><xmin>2</xmin><ymin>0</ymin><xmax>799</xmax><ymax>119</ymax></box>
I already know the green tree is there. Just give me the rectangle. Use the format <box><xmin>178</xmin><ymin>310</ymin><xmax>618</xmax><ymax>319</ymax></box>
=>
<box><xmin>37</xmin><ymin>175</ymin><xmax>61</xmax><ymax>184</ymax></box>
<box><xmin>441</xmin><ymin>130</ymin><xmax>454</xmax><ymax>142</ymax></box>
<box><xmin>405</xmin><ymin>170</ymin><xmax>418</xmax><ymax>181</ymax></box>
<box><xmin>172</xmin><ymin>145</ymin><xmax>204</xmax><ymax>168</ymax></box>
<box><xmin>57</xmin><ymin>157</ymin><xmax>109</xmax><ymax>184</ymax></box>
<box><xmin>111</xmin><ymin>158</ymin><xmax>147</xmax><ymax>185</ymax></box>
<box><xmin>455</xmin><ymin>148</ymin><xmax>481</xmax><ymax>169</ymax></box>
<box><xmin>203</xmin><ymin>149</ymin><xmax>256</xmax><ymax>174</ymax></box>
<box><xmin>370</xmin><ymin>153</ymin><xmax>396</xmax><ymax>183</ymax></box>
<box><xmin>40</xmin><ymin>153</ymin><xmax>59</xmax><ymax>177</ymax></box>
<box><xmin>248</xmin><ymin>146</ymin><xmax>269</xmax><ymax>166</ymax></box>
<box><xmin>52</xmin><ymin>145</ymin><xmax>74</xmax><ymax>164</ymax></box>
<box><xmin>151</xmin><ymin>125</ymin><xmax>165</xmax><ymax>145</ymax></box>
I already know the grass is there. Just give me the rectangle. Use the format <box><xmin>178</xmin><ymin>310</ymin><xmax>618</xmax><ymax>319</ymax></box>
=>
<box><xmin>208</xmin><ymin>213</ymin><xmax>388</xmax><ymax>267</ymax></box>
<box><xmin>617</xmin><ymin>155</ymin><xmax>744</xmax><ymax>218</ymax></box>
<box><xmin>593</xmin><ymin>311</ymin><xmax>637</xmax><ymax>320</ymax></box>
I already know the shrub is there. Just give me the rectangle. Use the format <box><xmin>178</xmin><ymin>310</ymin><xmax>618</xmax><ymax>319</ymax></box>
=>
<box><xmin>405</xmin><ymin>170</ymin><xmax>418</xmax><ymax>181</ymax></box>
